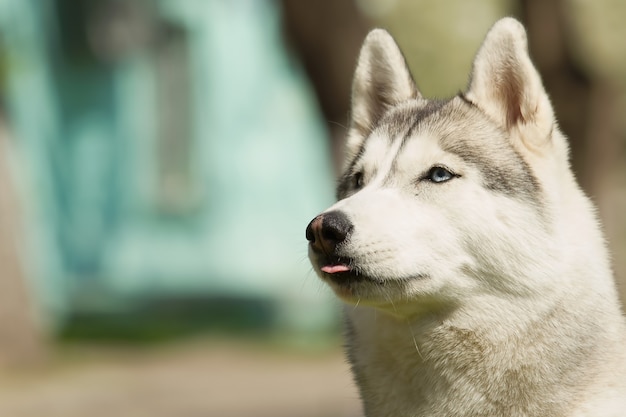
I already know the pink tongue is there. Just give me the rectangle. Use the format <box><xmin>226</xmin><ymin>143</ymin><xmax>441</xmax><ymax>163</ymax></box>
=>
<box><xmin>321</xmin><ymin>264</ymin><xmax>351</xmax><ymax>274</ymax></box>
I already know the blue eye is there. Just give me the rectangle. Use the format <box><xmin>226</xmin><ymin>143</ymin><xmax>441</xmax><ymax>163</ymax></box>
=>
<box><xmin>427</xmin><ymin>166</ymin><xmax>455</xmax><ymax>183</ymax></box>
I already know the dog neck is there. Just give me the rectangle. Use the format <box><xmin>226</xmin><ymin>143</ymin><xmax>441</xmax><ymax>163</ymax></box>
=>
<box><xmin>345</xmin><ymin>294</ymin><xmax>613</xmax><ymax>417</ymax></box>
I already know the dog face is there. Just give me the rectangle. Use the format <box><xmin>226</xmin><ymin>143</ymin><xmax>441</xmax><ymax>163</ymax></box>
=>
<box><xmin>306</xmin><ymin>19</ymin><xmax>573</xmax><ymax>316</ymax></box>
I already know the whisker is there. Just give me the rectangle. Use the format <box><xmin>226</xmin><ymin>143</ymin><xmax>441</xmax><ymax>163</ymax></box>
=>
<box><xmin>407</xmin><ymin>320</ymin><xmax>425</xmax><ymax>361</ymax></box>
<box><xmin>386</xmin><ymin>292</ymin><xmax>399</xmax><ymax>315</ymax></box>
<box><xmin>328</xmin><ymin>120</ymin><xmax>348</xmax><ymax>131</ymax></box>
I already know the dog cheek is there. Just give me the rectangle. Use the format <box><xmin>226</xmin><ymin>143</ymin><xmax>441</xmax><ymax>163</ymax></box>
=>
<box><xmin>458</xmin><ymin>195</ymin><xmax>555</xmax><ymax>293</ymax></box>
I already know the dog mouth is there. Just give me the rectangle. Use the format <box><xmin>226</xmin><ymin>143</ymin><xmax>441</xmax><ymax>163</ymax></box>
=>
<box><xmin>312</xmin><ymin>254</ymin><xmax>432</xmax><ymax>307</ymax></box>
<box><xmin>320</xmin><ymin>263</ymin><xmax>351</xmax><ymax>274</ymax></box>
<box><xmin>315</xmin><ymin>256</ymin><xmax>369</xmax><ymax>286</ymax></box>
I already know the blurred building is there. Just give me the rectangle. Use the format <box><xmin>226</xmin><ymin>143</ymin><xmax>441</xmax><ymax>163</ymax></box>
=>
<box><xmin>0</xmin><ymin>0</ymin><xmax>337</xmax><ymax>339</ymax></box>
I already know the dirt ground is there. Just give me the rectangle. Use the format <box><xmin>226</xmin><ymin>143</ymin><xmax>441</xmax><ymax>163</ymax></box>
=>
<box><xmin>0</xmin><ymin>339</ymin><xmax>362</xmax><ymax>417</ymax></box>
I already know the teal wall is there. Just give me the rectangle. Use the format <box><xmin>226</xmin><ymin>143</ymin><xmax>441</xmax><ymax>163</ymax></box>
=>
<box><xmin>0</xmin><ymin>0</ymin><xmax>336</xmax><ymax>331</ymax></box>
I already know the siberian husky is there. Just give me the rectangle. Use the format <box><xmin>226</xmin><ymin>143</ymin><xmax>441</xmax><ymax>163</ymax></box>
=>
<box><xmin>306</xmin><ymin>17</ymin><xmax>626</xmax><ymax>417</ymax></box>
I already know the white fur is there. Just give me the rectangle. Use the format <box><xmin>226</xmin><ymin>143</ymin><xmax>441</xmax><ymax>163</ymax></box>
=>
<box><xmin>309</xmin><ymin>18</ymin><xmax>626</xmax><ymax>417</ymax></box>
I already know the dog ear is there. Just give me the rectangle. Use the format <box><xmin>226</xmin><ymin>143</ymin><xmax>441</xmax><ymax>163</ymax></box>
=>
<box><xmin>466</xmin><ymin>18</ymin><xmax>555</xmax><ymax>151</ymax></box>
<box><xmin>347</xmin><ymin>29</ymin><xmax>419</xmax><ymax>156</ymax></box>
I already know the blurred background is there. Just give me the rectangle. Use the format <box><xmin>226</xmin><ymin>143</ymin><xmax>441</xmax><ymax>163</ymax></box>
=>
<box><xmin>0</xmin><ymin>0</ymin><xmax>623</xmax><ymax>416</ymax></box>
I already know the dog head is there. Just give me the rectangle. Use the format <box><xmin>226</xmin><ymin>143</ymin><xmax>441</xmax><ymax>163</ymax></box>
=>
<box><xmin>306</xmin><ymin>18</ymin><xmax>592</xmax><ymax>317</ymax></box>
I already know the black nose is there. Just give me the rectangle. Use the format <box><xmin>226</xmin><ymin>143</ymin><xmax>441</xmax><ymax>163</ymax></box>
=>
<box><xmin>306</xmin><ymin>210</ymin><xmax>353</xmax><ymax>255</ymax></box>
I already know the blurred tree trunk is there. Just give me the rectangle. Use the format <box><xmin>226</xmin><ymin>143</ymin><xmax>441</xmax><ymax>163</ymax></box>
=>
<box><xmin>518</xmin><ymin>0</ymin><xmax>594</xmax><ymax>191</ymax></box>
<box><xmin>518</xmin><ymin>0</ymin><xmax>626</xmax><ymax>302</ymax></box>
<box><xmin>0</xmin><ymin>127</ymin><xmax>45</xmax><ymax>367</ymax></box>
<box><xmin>279</xmin><ymin>0</ymin><xmax>371</xmax><ymax>172</ymax></box>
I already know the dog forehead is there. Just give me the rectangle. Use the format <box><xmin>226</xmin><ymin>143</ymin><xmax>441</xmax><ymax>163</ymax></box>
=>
<box><xmin>369</xmin><ymin>98</ymin><xmax>496</xmax><ymax>163</ymax></box>
<box><xmin>373</xmin><ymin>97</ymin><xmax>500</xmax><ymax>152</ymax></box>
<box><xmin>383</xmin><ymin>98</ymin><xmax>543</xmax><ymax>204</ymax></box>
<box><xmin>398</xmin><ymin>98</ymin><xmax>492</xmax><ymax>143</ymax></box>
<box><xmin>340</xmin><ymin>96</ymin><xmax>542</xmax><ymax>206</ymax></box>
<box><xmin>377</xmin><ymin>98</ymin><xmax>450</xmax><ymax>138</ymax></box>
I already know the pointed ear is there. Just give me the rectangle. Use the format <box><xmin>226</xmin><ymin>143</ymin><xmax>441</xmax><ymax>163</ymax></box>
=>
<box><xmin>466</xmin><ymin>18</ymin><xmax>554</xmax><ymax>149</ymax></box>
<box><xmin>347</xmin><ymin>29</ymin><xmax>419</xmax><ymax>153</ymax></box>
